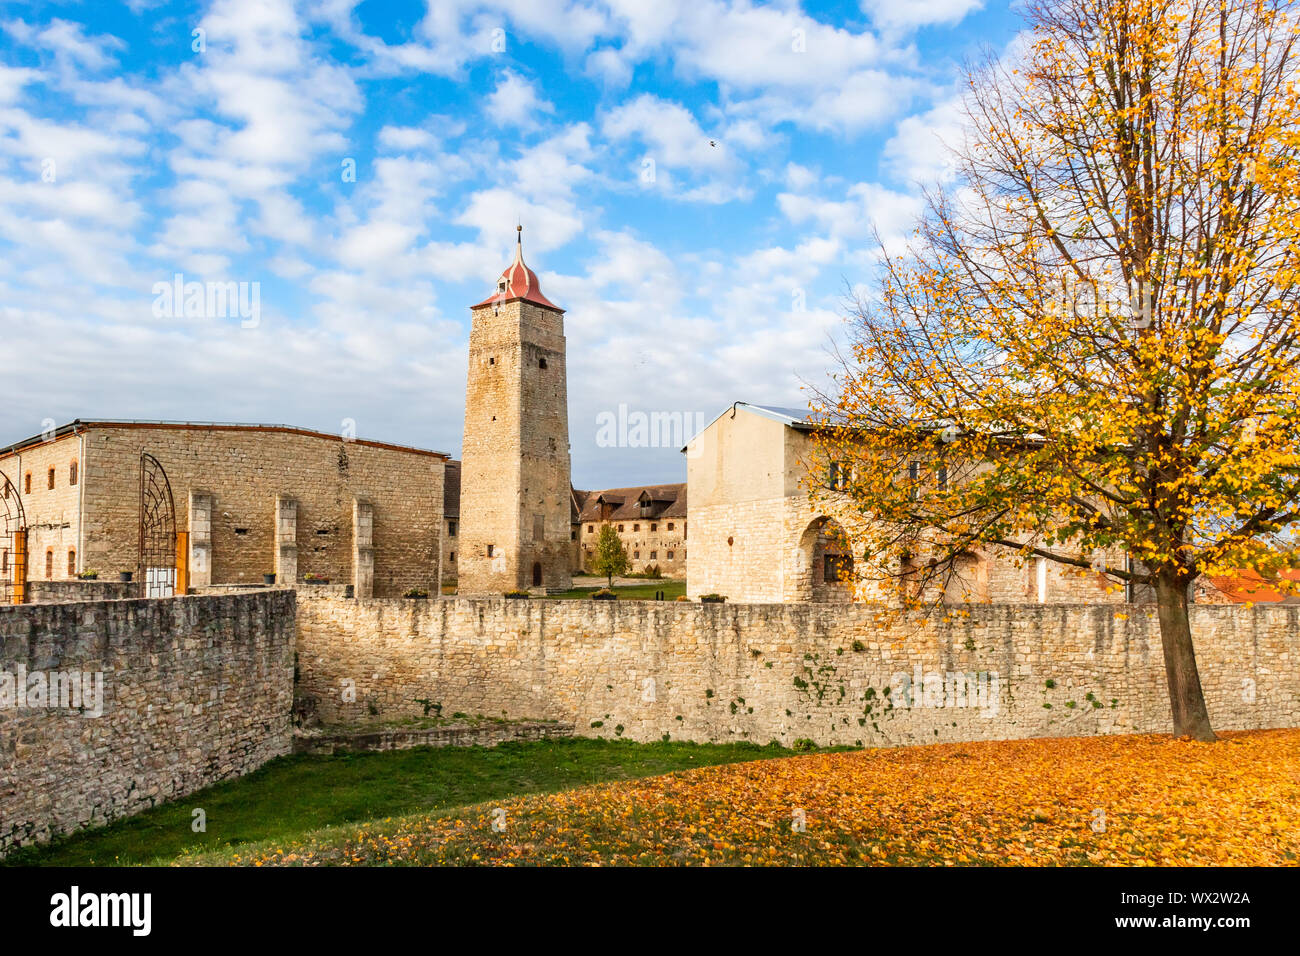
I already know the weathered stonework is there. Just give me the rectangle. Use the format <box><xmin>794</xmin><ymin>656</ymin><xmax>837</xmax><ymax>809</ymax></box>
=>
<box><xmin>686</xmin><ymin>404</ymin><xmax>1130</xmax><ymax>606</ymax></box>
<box><xmin>0</xmin><ymin>423</ymin><xmax>445</xmax><ymax>598</ymax></box>
<box><xmin>0</xmin><ymin>591</ymin><xmax>295</xmax><ymax>857</ymax></box>
<box><xmin>294</xmin><ymin>720</ymin><xmax>574</xmax><ymax>755</ymax></box>
<box><xmin>294</xmin><ymin>596</ymin><xmax>1300</xmax><ymax>747</ymax></box>
<box><xmin>26</xmin><ymin>580</ymin><xmax>137</xmax><ymax>603</ymax></box>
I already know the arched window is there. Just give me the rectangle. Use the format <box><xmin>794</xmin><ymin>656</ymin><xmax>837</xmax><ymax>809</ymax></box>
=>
<box><xmin>67</xmin><ymin>549</ymin><xmax>76</xmax><ymax>576</ymax></box>
<box><xmin>47</xmin><ymin>467</ymin><xmax>55</xmax><ymax>490</ymax></box>
<box><xmin>24</xmin><ymin>472</ymin><xmax>31</xmax><ymax>494</ymax></box>
<box><xmin>45</xmin><ymin>549</ymin><xmax>53</xmax><ymax>580</ymax></box>
<box><xmin>69</xmin><ymin>460</ymin><xmax>78</xmax><ymax>485</ymax></box>
<box><xmin>1</xmin><ymin>550</ymin><xmax>7</xmax><ymax>574</ymax></box>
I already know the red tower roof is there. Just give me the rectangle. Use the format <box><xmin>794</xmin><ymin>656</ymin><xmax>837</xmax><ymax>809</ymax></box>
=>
<box><xmin>472</xmin><ymin>226</ymin><xmax>563</xmax><ymax>312</ymax></box>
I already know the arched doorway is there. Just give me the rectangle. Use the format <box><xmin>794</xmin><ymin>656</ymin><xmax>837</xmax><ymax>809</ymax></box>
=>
<box><xmin>139</xmin><ymin>453</ymin><xmax>178</xmax><ymax>598</ymax></box>
<box><xmin>0</xmin><ymin>469</ymin><xmax>27</xmax><ymax>604</ymax></box>
<box><xmin>792</xmin><ymin>516</ymin><xmax>853</xmax><ymax>603</ymax></box>
<box><xmin>531</xmin><ymin>561</ymin><xmax>542</xmax><ymax>587</ymax></box>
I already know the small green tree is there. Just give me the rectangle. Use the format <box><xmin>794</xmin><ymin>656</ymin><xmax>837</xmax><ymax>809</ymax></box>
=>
<box><xmin>591</xmin><ymin>525</ymin><xmax>630</xmax><ymax>588</ymax></box>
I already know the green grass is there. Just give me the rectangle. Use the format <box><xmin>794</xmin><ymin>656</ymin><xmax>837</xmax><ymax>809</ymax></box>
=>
<box><xmin>546</xmin><ymin>580</ymin><xmax>687</xmax><ymax>601</ymax></box>
<box><xmin>5</xmin><ymin>738</ymin><xmax>803</xmax><ymax>867</ymax></box>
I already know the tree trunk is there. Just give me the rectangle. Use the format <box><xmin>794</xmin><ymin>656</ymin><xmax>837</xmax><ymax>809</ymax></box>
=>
<box><xmin>1153</xmin><ymin>573</ymin><xmax>1217</xmax><ymax>741</ymax></box>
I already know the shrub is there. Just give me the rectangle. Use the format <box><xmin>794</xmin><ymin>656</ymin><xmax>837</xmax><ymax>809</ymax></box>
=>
<box><xmin>700</xmin><ymin>593</ymin><xmax>727</xmax><ymax>603</ymax></box>
<box><xmin>592</xmin><ymin>588</ymin><xmax>617</xmax><ymax>601</ymax></box>
<box><xmin>403</xmin><ymin>587</ymin><xmax>430</xmax><ymax>598</ymax></box>
<box><xmin>504</xmin><ymin>589</ymin><xmax>530</xmax><ymax>599</ymax></box>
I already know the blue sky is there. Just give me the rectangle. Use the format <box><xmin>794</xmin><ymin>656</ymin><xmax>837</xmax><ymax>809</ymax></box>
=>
<box><xmin>0</xmin><ymin>0</ymin><xmax>1021</xmax><ymax>488</ymax></box>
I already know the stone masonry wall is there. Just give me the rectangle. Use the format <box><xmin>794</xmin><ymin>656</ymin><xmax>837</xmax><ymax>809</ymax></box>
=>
<box><xmin>79</xmin><ymin>425</ymin><xmax>444</xmax><ymax>598</ymax></box>
<box><xmin>27</xmin><ymin>580</ymin><xmax>137</xmax><ymax>603</ymax></box>
<box><xmin>295</xmin><ymin>597</ymin><xmax>1299</xmax><ymax>746</ymax></box>
<box><xmin>0</xmin><ymin>591</ymin><xmax>295</xmax><ymax>856</ymax></box>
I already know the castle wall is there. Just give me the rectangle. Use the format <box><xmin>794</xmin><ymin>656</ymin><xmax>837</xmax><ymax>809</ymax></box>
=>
<box><xmin>294</xmin><ymin>596</ymin><xmax>1300</xmax><ymax>746</ymax></box>
<box><xmin>0</xmin><ymin>591</ymin><xmax>295</xmax><ymax>857</ymax></box>
<box><xmin>75</xmin><ymin>425</ymin><xmax>443</xmax><ymax>598</ymax></box>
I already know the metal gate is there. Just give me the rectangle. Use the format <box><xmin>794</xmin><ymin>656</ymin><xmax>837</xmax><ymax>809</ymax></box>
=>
<box><xmin>138</xmin><ymin>453</ymin><xmax>177</xmax><ymax>598</ymax></box>
<box><xmin>0</xmin><ymin>469</ymin><xmax>26</xmax><ymax>604</ymax></box>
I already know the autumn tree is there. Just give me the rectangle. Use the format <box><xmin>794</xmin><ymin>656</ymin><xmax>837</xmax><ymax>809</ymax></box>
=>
<box><xmin>591</xmin><ymin>525</ymin><xmax>630</xmax><ymax>588</ymax></box>
<box><xmin>810</xmin><ymin>0</ymin><xmax>1300</xmax><ymax>741</ymax></box>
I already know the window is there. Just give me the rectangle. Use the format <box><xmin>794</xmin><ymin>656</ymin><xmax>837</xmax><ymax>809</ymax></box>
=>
<box><xmin>650</xmin><ymin>523</ymin><xmax>657</xmax><ymax>531</ymax></box>
<box><xmin>24</xmin><ymin>472</ymin><xmax>31</xmax><ymax>494</ymax></box>
<box><xmin>1036</xmin><ymin>557</ymin><xmax>1048</xmax><ymax>603</ymax></box>
<box><xmin>45</xmin><ymin>549</ymin><xmax>53</xmax><ymax>580</ymax></box>
<box><xmin>587</xmin><ymin>525</ymin><xmax>594</xmax><ymax>533</ymax></box>
<box><xmin>47</xmin><ymin>467</ymin><xmax>55</xmax><ymax>490</ymax></box>
<box><xmin>69</xmin><ymin>460</ymin><xmax>78</xmax><ymax>486</ymax></box>
<box><xmin>829</xmin><ymin>462</ymin><xmax>846</xmax><ymax>490</ymax></box>
<box><xmin>683</xmin><ymin>522</ymin><xmax>687</xmax><ymax>540</ymax></box>
<box><xmin>634</xmin><ymin>550</ymin><xmax>640</xmax><ymax>559</ymax></box>
<box><xmin>666</xmin><ymin>551</ymin><xmax>674</xmax><ymax>560</ymax></box>
<box><xmin>488</xmin><ymin>356</ymin><xmax>496</xmax><ymax>365</ymax></box>
<box><xmin>649</xmin><ymin>551</ymin><xmax>657</xmax><ymax>560</ymax></box>
<box><xmin>938</xmin><ymin>465</ymin><xmax>948</xmax><ymax>491</ymax></box>
<box><xmin>67</xmin><ymin>550</ymin><xmax>76</xmax><ymax>576</ymax></box>
<box><xmin>617</xmin><ymin>524</ymin><xmax>624</xmax><ymax>532</ymax></box>
<box><xmin>824</xmin><ymin>554</ymin><xmax>851</xmax><ymax>583</ymax></box>
<box><xmin>487</xmin><ymin>544</ymin><xmax>496</xmax><ymax>557</ymax></box>
<box><xmin>539</xmin><ymin>357</ymin><xmax>548</xmax><ymax>369</ymax></box>
<box><xmin>2</xmin><ymin>550</ymin><xmax>7</xmax><ymax>574</ymax></box>
<box><xmin>570</xmin><ymin>530</ymin><xmax>577</xmax><ymax>541</ymax></box>
<box><xmin>908</xmin><ymin>461</ymin><xmax>921</xmax><ymax>499</ymax></box>
<box><xmin>448</xmin><ymin>520</ymin><xmax>457</xmax><ymax>537</ymax></box>
<box><xmin>667</xmin><ymin>522</ymin><xmax>674</xmax><ymax>531</ymax></box>
<box><xmin>633</xmin><ymin>523</ymin><xmax>639</xmax><ymax>532</ymax></box>
<box><xmin>449</xmin><ymin>552</ymin><xmax>455</xmax><ymax>562</ymax></box>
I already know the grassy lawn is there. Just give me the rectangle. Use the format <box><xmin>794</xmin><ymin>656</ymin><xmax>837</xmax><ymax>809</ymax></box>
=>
<box><xmin>192</xmin><ymin>728</ymin><xmax>1299</xmax><ymax>867</ymax></box>
<box><xmin>4</xmin><ymin>738</ymin><xmax>807</xmax><ymax>867</ymax></box>
<box><xmin>546</xmin><ymin>580</ymin><xmax>686</xmax><ymax>601</ymax></box>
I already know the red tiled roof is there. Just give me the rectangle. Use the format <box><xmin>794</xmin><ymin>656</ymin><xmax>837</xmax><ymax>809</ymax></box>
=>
<box><xmin>471</xmin><ymin>226</ymin><xmax>562</xmax><ymax>312</ymax></box>
<box><xmin>1201</xmin><ymin>568</ymin><xmax>1300</xmax><ymax>603</ymax></box>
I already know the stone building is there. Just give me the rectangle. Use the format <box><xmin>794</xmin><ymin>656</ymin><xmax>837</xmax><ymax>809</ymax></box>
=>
<box><xmin>457</xmin><ymin>228</ymin><xmax>573</xmax><ymax>595</ymax></box>
<box><xmin>0</xmin><ymin>420</ymin><xmax>447</xmax><ymax>600</ymax></box>
<box><xmin>573</xmin><ymin>484</ymin><xmax>687</xmax><ymax>577</ymax></box>
<box><xmin>684</xmin><ymin>402</ymin><xmax>1128</xmax><ymax>605</ymax></box>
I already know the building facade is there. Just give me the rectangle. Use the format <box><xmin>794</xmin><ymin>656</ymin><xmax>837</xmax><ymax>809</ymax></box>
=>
<box><xmin>573</xmin><ymin>484</ymin><xmax>687</xmax><ymax>577</ymax></box>
<box><xmin>0</xmin><ymin>421</ymin><xmax>446</xmax><ymax>600</ymax></box>
<box><xmin>685</xmin><ymin>403</ymin><xmax>1128</xmax><ymax>605</ymax></box>
<box><xmin>457</xmin><ymin>228</ymin><xmax>573</xmax><ymax>595</ymax></box>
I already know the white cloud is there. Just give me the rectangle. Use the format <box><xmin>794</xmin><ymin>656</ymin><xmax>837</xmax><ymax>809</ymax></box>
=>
<box><xmin>860</xmin><ymin>0</ymin><xmax>984</xmax><ymax>30</ymax></box>
<box><xmin>484</xmin><ymin>70</ymin><xmax>555</xmax><ymax>127</ymax></box>
<box><xmin>882</xmin><ymin>94</ymin><xmax>969</xmax><ymax>185</ymax></box>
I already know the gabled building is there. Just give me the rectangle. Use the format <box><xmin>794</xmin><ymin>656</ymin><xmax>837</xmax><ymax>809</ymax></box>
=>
<box><xmin>573</xmin><ymin>483</ymin><xmax>687</xmax><ymax>577</ymax></box>
<box><xmin>684</xmin><ymin>402</ymin><xmax>1128</xmax><ymax>605</ymax></box>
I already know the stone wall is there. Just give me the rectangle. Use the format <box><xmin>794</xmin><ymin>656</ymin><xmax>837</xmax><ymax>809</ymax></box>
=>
<box><xmin>27</xmin><ymin>580</ymin><xmax>137</xmax><ymax>603</ymax></box>
<box><xmin>295</xmin><ymin>596</ymin><xmax>1300</xmax><ymax>747</ymax></box>
<box><xmin>0</xmin><ymin>591</ymin><xmax>295</xmax><ymax>856</ymax></box>
<box><xmin>29</xmin><ymin>423</ymin><xmax>447</xmax><ymax>598</ymax></box>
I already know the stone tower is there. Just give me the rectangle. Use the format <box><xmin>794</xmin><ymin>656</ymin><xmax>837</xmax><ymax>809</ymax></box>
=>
<box><xmin>458</xmin><ymin>227</ymin><xmax>573</xmax><ymax>595</ymax></box>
